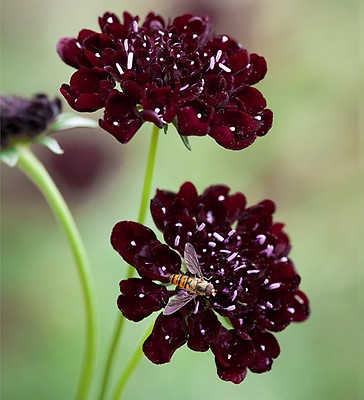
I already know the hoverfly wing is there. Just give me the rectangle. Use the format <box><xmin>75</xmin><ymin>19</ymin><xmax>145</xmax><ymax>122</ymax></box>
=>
<box><xmin>184</xmin><ymin>243</ymin><xmax>203</xmax><ymax>278</ymax></box>
<box><xmin>163</xmin><ymin>291</ymin><xmax>196</xmax><ymax>315</ymax></box>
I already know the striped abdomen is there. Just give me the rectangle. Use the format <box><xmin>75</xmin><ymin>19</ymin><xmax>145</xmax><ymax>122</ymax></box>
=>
<box><xmin>169</xmin><ymin>274</ymin><xmax>197</xmax><ymax>292</ymax></box>
<box><xmin>169</xmin><ymin>274</ymin><xmax>215</xmax><ymax>297</ymax></box>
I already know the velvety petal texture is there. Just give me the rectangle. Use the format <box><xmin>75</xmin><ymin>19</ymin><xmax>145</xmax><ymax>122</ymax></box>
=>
<box><xmin>111</xmin><ymin>182</ymin><xmax>310</xmax><ymax>384</ymax></box>
<box><xmin>58</xmin><ymin>11</ymin><xmax>273</xmax><ymax>150</ymax></box>
<box><xmin>143</xmin><ymin>313</ymin><xmax>188</xmax><ymax>364</ymax></box>
<box><xmin>1</xmin><ymin>94</ymin><xmax>61</xmax><ymax>148</ymax></box>
<box><xmin>117</xmin><ymin>278</ymin><xmax>169</xmax><ymax>322</ymax></box>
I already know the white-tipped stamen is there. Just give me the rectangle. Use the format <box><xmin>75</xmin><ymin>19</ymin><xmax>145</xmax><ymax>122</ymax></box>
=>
<box><xmin>116</xmin><ymin>63</ymin><xmax>124</xmax><ymax>75</ymax></box>
<box><xmin>216</xmin><ymin>49</ymin><xmax>222</xmax><ymax>62</ymax></box>
<box><xmin>219</xmin><ymin>63</ymin><xmax>231</xmax><ymax>73</ymax></box>
<box><xmin>174</xmin><ymin>235</ymin><xmax>180</xmax><ymax>247</ymax></box>
<box><xmin>209</xmin><ymin>56</ymin><xmax>215</xmax><ymax>70</ymax></box>
<box><xmin>268</xmin><ymin>282</ymin><xmax>281</xmax><ymax>290</ymax></box>
<box><xmin>294</xmin><ymin>294</ymin><xmax>305</xmax><ymax>304</ymax></box>
<box><xmin>256</xmin><ymin>234</ymin><xmax>266</xmax><ymax>245</ymax></box>
<box><xmin>213</xmin><ymin>232</ymin><xmax>224</xmax><ymax>242</ymax></box>
<box><xmin>124</xmin><ymin>39</ymin><xmax>129</xmax><ymax>52</ymax></box>
<box><xmin>227</xmin><ymin>252</ymin><xmax>238</xmax><ymax>262</ymax></box>
<box><xmin>127</xmin><ymin>52</ymin><xmax>134</xmax><ymax>70</ymax></box>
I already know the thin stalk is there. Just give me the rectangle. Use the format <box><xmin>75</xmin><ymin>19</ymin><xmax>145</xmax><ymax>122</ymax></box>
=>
<box><xmin>111</xmin><ymin>322</ymin><xmax>154</xmax><ymax>400</ymax></box>
<box><xmin>16</xmin><ymin>145</ymin><xmax>97</xmax><ymax>400</ymax></box>
<box><xmin>98</xmin><ymin>125</ymin><xmax>160</xmax><ymax>400</ymax></box>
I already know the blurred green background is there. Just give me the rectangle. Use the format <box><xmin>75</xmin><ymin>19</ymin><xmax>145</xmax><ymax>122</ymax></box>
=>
<box><xmin>1</xmin><ymin>0</ymin><xmax>362</xmax><ymax>399</ymax></box>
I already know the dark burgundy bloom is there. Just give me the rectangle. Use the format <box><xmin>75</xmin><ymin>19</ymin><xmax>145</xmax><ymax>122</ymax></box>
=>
<box><xmin>0</xmin><ymin>94</ymin><xmax>61</xmax><ymax>148</ymax></box>
<box><xmin>111</xmin><ymin>182</ymin><xmax>309</xmax><ymax>383</ymax></box>
<box><xmin>58</xmin><ymin>11</ymin><xmax>273</xmax><ymax>150</ymax></box>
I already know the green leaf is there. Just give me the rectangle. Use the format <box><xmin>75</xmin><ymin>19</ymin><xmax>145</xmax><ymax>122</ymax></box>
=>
<box><xmin>0</xmin><ymin>146</ymin><xmax>19</xmax><ymax>167</ymax></box>
<box><xmin>48</xmin><ymin>113</ymin><xmax>98</xmax><ymax>132</ymax></box>
<box><xmin>34</xmin><ymin>136</ymin><xmax>64</xmax><ymax>154</ymax></box>
<box><xmin>180</xmin><ymin>135</ymin><xmax>192</xmax><ymax>151</ymax></box>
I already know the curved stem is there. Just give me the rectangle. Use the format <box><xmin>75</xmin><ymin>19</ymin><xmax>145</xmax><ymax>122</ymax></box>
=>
<box><xmin>97</xmin><ymin>125</ymin><xmax>160</xmax><ymax>400</ymax></box>
<box><xmin>111</xmin><ymin>322</ymin><xmax>154</xmax><ymax>400</ymax></box>
<box><xmin>16</xmin><ymin>145</ymin><xmax>97</xmax><ymax>400</ymax></box>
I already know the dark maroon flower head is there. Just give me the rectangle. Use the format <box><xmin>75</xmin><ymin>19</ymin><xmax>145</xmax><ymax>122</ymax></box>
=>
<box><xmin>111</xmin><ymin>182</ymin><xmax>309</xmax><ymax>383</ymax></box>
<box><xmin>0</xmin><ymin>94</ymin><xmax>61</xmax><ymax>148</ymax></box>
<box><xmin>58</xmin><ymin>11</ymin><xmax>273</xmax><ymax>150</ymax></box>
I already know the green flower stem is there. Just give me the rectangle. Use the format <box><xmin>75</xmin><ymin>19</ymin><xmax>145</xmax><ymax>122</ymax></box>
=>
<box><xmin>98</xmin><ymin>125</ymin><xmax>160</xmax><ymax>400</ymax></box>
<box><xmin>16</xmin><ymin>145</ymin><xmax>97</xmax><ymax>400</ymax></box>
<box><xmin>111</xmin><ymin>322</ymin><xmax>154</xmax><ymax>400</ymax></box>
<box><xmin>136</xmin><ymin>124</ymin><xmax>160</xmax><ymax>224</ymax></box>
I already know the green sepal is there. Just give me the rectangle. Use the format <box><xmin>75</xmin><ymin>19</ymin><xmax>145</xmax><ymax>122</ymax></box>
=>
<box><xmin>163</xmin><ymin>124</ymin><xmax>169</xmax><ymax>134</ymax></box>
<box><xmin>180</xmin><ymin>135</ymin><xmax>192</xmax><ymax>151</ymax></box>
<box><xmin>0</xmin><ymin>146</ymin><xmax>19</xmax><ymax>167</ymax></box>
<box><xmin>48</xmin><ymin>113</ymin><xmax>98</xmax><ymax>132</ymax></box>
<box><xmin>34</xmin><ymin>136</ymin><xmax>64</xmax><ymax>155</ymax></box>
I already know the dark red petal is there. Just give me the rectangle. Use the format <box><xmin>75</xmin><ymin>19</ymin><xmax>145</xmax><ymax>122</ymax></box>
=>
<box><xmin>123</xmin><ymin>11</ymin><xmax>137</xmax><ymax>26</ymax></box>
<box><xmin>209</xmin><ymin>110</ymin><xmax>260</xmax><ymax>150</ymax></box>
<box><xmin>177</xmin><ymin>182</ymin><xmax>199</xmax><ymax>213</ymax></box>
<box><xmin>211</xmin><ymin>329</ymin><xmax>255</xmax><ymax>383</ymax></box>
<box><xmin>117</xmin><ymin>278</ymin><xmax>169</xmax><ymax>322</ymax></box>
<box><xmin>211</xmin><ymin>329</ymin><xmax>255</xmax><ymax>366</ymax></box>
<box><xmin>245</xmin><ymin>53</ymin><xmax>268</xmax><ymax>85</ymax></box>
<box><xmin>98</xmin><ymin>12</ymin><xmax>121</xmax><ymax>32</ymax></box>
<box><xmin>267</xmin><ymin>260</ymin><xmax>301</xmax><ymax>291</ymax></box>
<box><xmin>258</xmin><ymin>290</ymin><xmax>309</xmax><ymax>331</ymax></box>
<box><xmin>196</xmin><ymin>185</ymin><xmax>230</xmax><ymax>226</ymax></box>
<box><xmin>284</xmin><ymin>290</ymin><xmax>310</xmax><ymax>322</ymax></box>
<box><xmin>247</xmin><ymin>330</ymin><xmax>280</xmax><ymax>373</ymax></box>
<box><xmin>122</xmin><ymin>80</ymin><xmax>142</xmax><ymax>100</ymax></box>
<box><xmin>215</xmin><ymin>361</ymin><xmax>248</xmax><ymax>384</ymax></box>
<box><xmin>143</xmin><ymin>12</ymin><xmax>165</xmax><ymax>31</ymax></box>
<box><xmin>271</xmin><ymin>223</ymin><xmax>291</xmax><ymax>257</ymax></box>
<box><xmin>238</xmin><ymin>199</ymin><xmax>276</xmax><ymax>233</ymax></box>
<box><xmin>83</xmin><ymin>33</ymin><xmax>117</xmax><ymax>67</ymax></box>
<box><xmin>134</xmin><ymin>243</ymin><xmax>181</xmax><ymax>283</ymax></box>
<box><xmin>151</xmin><ymin>182</ymin><xmax>199</xmax><ymax>232</ymax></box>
<box><xmin>141</xmin><ymin>86</ymin><xmax>178</xmax><ymax>126</ymax></box>
<box><xmin>151</xmin><ymin>189</ymin><xmax>178</xmax><ymax>231</ymax></box>
<box><xmin>56</xmin><ymin>37</ymin><xmax>88</xmax><ymax>69</ymax></box>
<box><xmin>139</xmin><ymin>110</ymin><xmax>163</xmax><ymax>128</ymax></box>
<box><xmin>143</xmin><ymin>313</ymin><xmax>188</xmax><ymax>364</ymax></box>
<box><xmin>225</xmin><ymin>193</ymin><xmax>247</xmax><ymax>224</ymax></box>
<box><xmin>176</xmin><ymin>100</ymin><xmax>214</xmax><ymax>136</ymax></box>
<box><xmin>163</xmin><ymin>215</ymin><xmax>197</xmax><ymax>253</ymax></box>
<box><xmin>99</xmin><ymin>117</ymin><xmax>142</xmax><ymax>144</ymax></box>
<box><xmin>77</xmin><ymin>29</ymin><xmax>97</xmax><ymax>43</ymax></box>
<box><xmin>60</xmin><ymin>85</ymin><xmax>103</xmax><ymax>112</ymax></box>
<box><xmin>234</xmin><ymin>87</ymin><xmax>267</xmax><ymax>115</ymax></box>
<box><xmin>187</xmin><ymin>309</ymin><xmax>222</xmax><ymax>352</ymax></box>
<box><xmin>111</xmin><ymin>221</ymin><xmax>157</xmax><ymax>265</ymax></box>
<box><xmin>60</xmin><ymin>68</ymin><xmax>115</xmax><ymax>112</ymax></box>
<box><xmin>172</xmin><ymin>14</ymin><xmax>211</xmax><ymax>39</ymax></box>
<box><xmin>229</xmin><ymin>49</ymin><xmax>250</xmax><ymax>73</ymax></box>
<box><xmin>256</xmin><ymin>109</ymin><xmax>273</xmax><ymax>137</ymax></box>
<box><xmin>205</xmin><ymin>35</ymin><xmax>240</xmax><ymax>55</ymax></box>
<box><xmin>99</xmin><ymin>90</ymin><xmax>142</xmax><ymax>143</ymax></box>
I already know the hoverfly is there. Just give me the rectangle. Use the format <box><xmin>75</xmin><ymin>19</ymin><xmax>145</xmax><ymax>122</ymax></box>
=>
<box><xmin>163</xmin><ymin>243</ymin><xmax>216</xmax><ymax>315</ymax></box>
